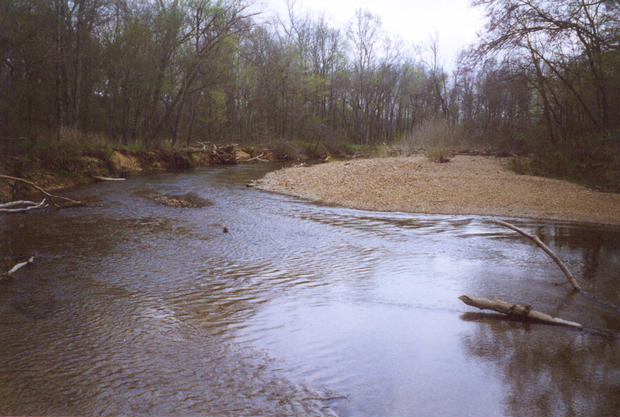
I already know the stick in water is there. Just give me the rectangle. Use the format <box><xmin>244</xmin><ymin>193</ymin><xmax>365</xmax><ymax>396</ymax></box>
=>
<box><xmin>459</xmin><ymin>295</ymin><xmax>582</xmax><ymax>329</ymax></box>
<box><xmin>7</xmin><ymin>256</ymin><xmax>35</xmax><ymax>276</ymax></box>
<box><xmin>490</xmin><ymin>219</ymin><xmax>581</xmax><ymax>291</ymax></box>
<box><xmin>92</xmin><ymin>175</ymin><xmax>126</xmax><ymax>181</ymax></box>
<box><xmin>0</xmin><ymin>174</ymin><xmax>82</xmax><ymax>207</ymax></box>
<box><xmin>0</xmin><ymin>199</ymin><xmax>48</xmax><ymax>213</ymax></box>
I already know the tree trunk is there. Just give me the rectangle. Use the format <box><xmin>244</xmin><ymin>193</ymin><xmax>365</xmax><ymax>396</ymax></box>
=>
<box><xmin>55</xmin><ymin>0</ymin><xmax>66</xmax><ymax>141</ymax></box>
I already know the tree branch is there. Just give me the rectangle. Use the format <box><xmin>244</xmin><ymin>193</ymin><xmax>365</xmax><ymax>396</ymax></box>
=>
<box><xmin>490</xmin><ymin>219</ymin><xmax>581</xmax><ymax>291</ymax></box>
<box><xmin>459</xmin><ymin>295</ymin><xmax>582</xmax><ymax>329</ymax></box>
<box><xmin>0</xmin><ymin>200</ymin><xmax>42</xmax><ymax>208</ymax></box>
<box><xmin>0</xmin><ymin>174</ymin><xmax>82</xmax><ymax>208</ymax></box>
<box><xmin>0</xmin><ymin>199</ymin><xmax>48</xmax><ymax>213</ymax></box>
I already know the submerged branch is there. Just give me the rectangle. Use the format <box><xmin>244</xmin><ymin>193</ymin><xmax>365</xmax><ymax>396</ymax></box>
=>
<box><xmin>490</xmin><ymin>219</ymin><xmax>581</xmax><ymax>291</ymax></box>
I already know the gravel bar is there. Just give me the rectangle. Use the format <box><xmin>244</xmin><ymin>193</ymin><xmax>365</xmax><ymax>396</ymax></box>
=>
<box><xmin>257</xmin><ymin>155</ymin><xmax>620</xmax><ymax>226</ymax></box>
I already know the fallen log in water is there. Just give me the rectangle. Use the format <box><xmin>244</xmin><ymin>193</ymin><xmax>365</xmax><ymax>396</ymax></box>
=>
<box><xmin>0</xmin><ymin>200</ymin><xmax>40</xmax><ymax>208</ymax></box>
<box><xmin>490</xmin><ymin>219</ymin><xmax>581</xmax><ymax>291</ymax></box>
<box><xmin>0</xmin><ymin>199</ymin><xmax>48</xmax><ymax>213</ymax></box>
<box><xmin>0</xmin><ymin>174</ymin><xmax>83</xmax><ymax>208</ymax></box>
<box><xmin>459</xmin><ymin>295</ymin><xmax>582</xmax><ymax>329</ymax></box>
<box><xmin>92</xmin><ymin>175</ymin><xmax>126</xmax><ymax>181</ymax></box>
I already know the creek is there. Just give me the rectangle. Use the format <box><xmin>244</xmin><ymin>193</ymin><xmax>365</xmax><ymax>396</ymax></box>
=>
<box><xmin>1</xmin><ymin>163</ymin><xmax>619</xmax><ymax>416</ymax></box>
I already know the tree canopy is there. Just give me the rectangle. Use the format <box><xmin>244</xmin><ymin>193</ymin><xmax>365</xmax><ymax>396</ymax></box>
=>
<box><xmin>1</xmin><ymin>0</ymin><xmax>618</xmax><ymax>153</ymax></box>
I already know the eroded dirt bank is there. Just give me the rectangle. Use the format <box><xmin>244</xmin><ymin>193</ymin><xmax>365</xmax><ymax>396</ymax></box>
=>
<box><xmin>257</xmin><ymin>155</ymin><xmax>620</xmax><ymax>226</ymax></box>
<box><xmin>0</xmin><ymin>144</ymin><xmax>272</xmax><ymax>202</ymax></box>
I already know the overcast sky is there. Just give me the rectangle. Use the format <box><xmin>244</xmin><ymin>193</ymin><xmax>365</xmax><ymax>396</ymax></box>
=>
<box><xmin>257</xmin><ymin>0</ymin><xmax>487</xmax><ymax>67</ymax></box>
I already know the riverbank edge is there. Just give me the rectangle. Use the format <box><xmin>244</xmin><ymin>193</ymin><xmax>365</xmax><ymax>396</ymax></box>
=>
<box><xmin>0</xmin><ymin>144</ymin><xmax>286</xmax><ymax>202</ymax></box>
<box><xmin>256</xmin><ymin>155</ymin><xmax>620</xmax><ymax>228</ymax></box>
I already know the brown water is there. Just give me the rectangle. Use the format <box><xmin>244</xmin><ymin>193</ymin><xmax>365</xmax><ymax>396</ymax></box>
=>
<box><xmin>1</xmin><ymin>164</ymin><xmax>619</xmax><ymax>416</ymax></box>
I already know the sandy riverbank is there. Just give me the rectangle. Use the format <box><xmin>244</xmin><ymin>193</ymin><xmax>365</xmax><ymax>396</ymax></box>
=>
<box><xmin>257</xmin><ymin>155</ymin><xmax>620</xmax><ymax>226</ymax></box>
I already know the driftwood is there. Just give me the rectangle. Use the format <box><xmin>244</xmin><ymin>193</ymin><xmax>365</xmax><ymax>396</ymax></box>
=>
<box><xmin>491</xmin><ymin>219</ymin><xmax>581</xmax><ymax>291</ymax></box>
<box><xmin>192</xmin><ymin>142</ymin><xmax>258</xmax><ymax>164</ymax></box>
<box><xmin>213</xmin><ymin>144</ymin><xmax>238</xmax><ymax>164</ymax></box>
<box><xmin>0</xmin><ymin>200</ymin><xmax>45</xmax><ymax>209</ymax></box>
<box><xmin>194</xmin><ymin>141</ymin><xmax>216</xmax><ymax>152</ymax></box>
<box><xmin>92</xmin><ymin>175</ymin><xmax>125</xmax><ymax>181</ymax></box>
<box><xmin>247</xmin><ymin>153</ymin><xmax>269</xmax><ymax>162</ymax></box>
<box><xmin>0</xmin><ymin>174</ymin><xmax>82</xmax><ymax>208</ymax></box>
<box><xmin>0</xmin><ymin>199</ymin><xmax>48</xmax><ymax>213</ymax></box>
<box><xmin>459</xmin><ymin>295</ymin><xmax>582</xmax><ymax>329</ymax></box>
<box><xmin>6</xmin><ymin>256</ymin><xmax>35</xmax><ymax>276</ymax></box>
<box><xmin>0</xmin><ymin>200</ymin><xmax>38</xmax><ymax>208</ymax></box>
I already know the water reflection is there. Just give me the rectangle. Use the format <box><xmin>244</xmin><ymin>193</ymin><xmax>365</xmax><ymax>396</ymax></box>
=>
<box><xmin>460</xmin><ymin>221</ymin><xmax>620</xmax><ymax>417</ymax></box>
<box><xmin>461</xmin><ymin>317</ymin><xmax>620</xmax><ymax>417</ymax></box>
<box><xmin>0</xmin><ymin>164</ymin><xmax>619</xmax><ymax>416</ymax></box>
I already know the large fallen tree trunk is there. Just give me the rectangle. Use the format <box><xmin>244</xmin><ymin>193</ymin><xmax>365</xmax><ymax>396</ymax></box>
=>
<box><xmin>0</xmin><ymin>174</ymin><xmax>82</xmax><ymax>209</ymax></box>
<box><xmin>459</xmin><ymin>295</ymin><xmax>582</xmax><ymax>329</ymax></box>
<box><xmin>490</xmin><ymin>219</ymin><xmax>581</xmax><ymax>291</ymax></box>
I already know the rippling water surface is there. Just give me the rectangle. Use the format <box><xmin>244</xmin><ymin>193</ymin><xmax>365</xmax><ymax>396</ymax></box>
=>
<box><xmin>1</xmin><ymin>163</ymin><xmax>619</xmax><ymax>416</ymax></box>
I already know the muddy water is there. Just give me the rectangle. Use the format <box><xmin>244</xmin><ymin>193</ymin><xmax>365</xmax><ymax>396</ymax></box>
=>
<box><xmin>1</xmin><ymin>164</ymin><xmax>619</xmax><ymax>416</ymax></box>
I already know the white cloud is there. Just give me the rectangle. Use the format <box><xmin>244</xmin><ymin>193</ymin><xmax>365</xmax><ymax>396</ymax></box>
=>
<box><xmin>257</xmin><ymin>0</ymin><xmax>486</xmax><ymax>67</ymax></box>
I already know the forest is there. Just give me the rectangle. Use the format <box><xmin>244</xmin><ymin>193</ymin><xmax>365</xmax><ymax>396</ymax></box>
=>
<box><xmin>1</xmin><ymin>0</ymin><xmax>619</xmax><ymax>189</ymax></box>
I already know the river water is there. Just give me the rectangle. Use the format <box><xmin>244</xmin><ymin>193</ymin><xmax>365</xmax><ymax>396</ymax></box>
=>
<box><xmin>1</xmin><ymin>163</ymin><xmax>619</xmax><ymax>416</ymax></box>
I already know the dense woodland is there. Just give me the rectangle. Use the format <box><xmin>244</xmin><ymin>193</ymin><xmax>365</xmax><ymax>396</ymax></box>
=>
<box><xmin>1</xmin><ymin>0</ymin><xmax>619</xmax><ymax>186</ymax></box>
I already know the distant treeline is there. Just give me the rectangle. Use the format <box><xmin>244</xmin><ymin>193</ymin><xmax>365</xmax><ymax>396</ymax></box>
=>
<box><xmin>1</xmin><ymin>0</ymin><xmax>619</xmax><ymax>151</ymax></box>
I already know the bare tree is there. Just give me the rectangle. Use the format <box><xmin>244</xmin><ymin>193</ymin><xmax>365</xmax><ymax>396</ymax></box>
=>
<box><xmin>347</xmin><ymin>9</ymin><xmax>382</xmax><ymax>144</ymax></box>
<box><xmin>472</xmin><ymin>0</ymin><xmax>620</xmax><ymax>143</ymax></box>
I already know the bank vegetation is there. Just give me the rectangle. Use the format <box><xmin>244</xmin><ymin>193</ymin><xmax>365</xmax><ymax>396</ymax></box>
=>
<box><xmin>1</xmin><ymin>0</ymin><xmax>619</xmax><ymax>192</ymax></box>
